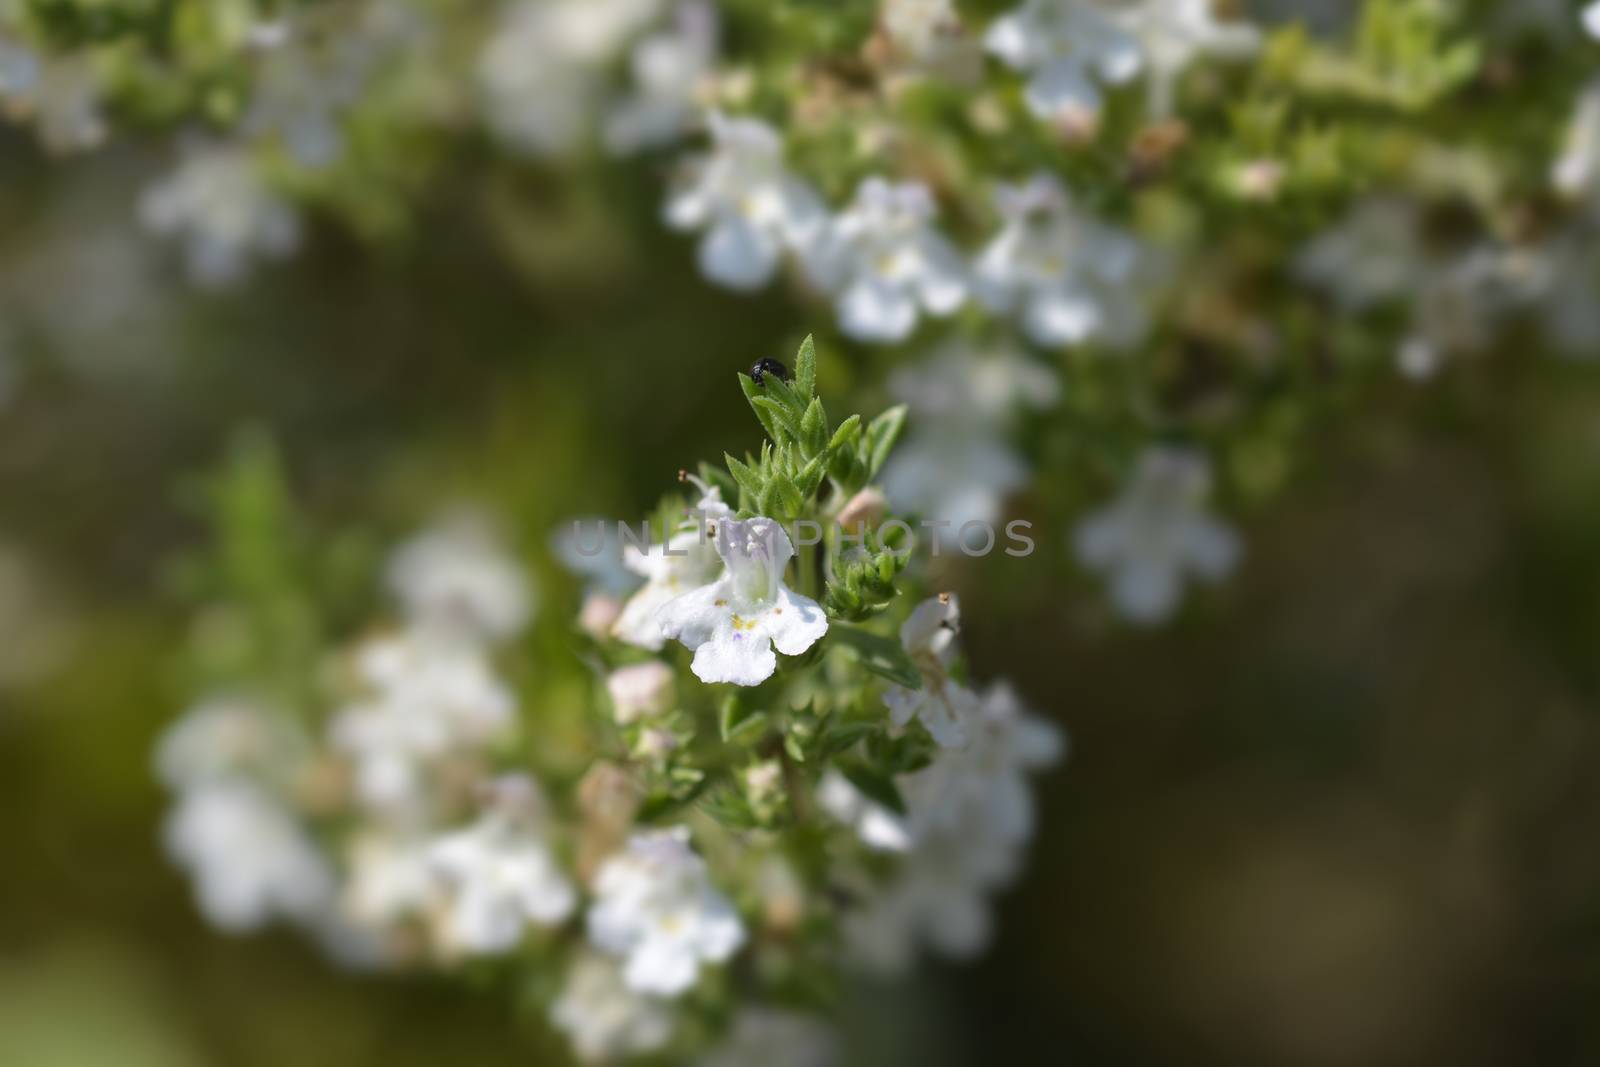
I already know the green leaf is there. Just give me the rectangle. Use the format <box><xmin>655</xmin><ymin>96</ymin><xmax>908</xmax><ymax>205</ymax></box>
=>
<box><xmin>725</xmin><ymin>452</ymin><xmax>764</xmax><ymax>500</ymax></box>
<box><xmin>828</xmin><ymin>624</ymin><xmax>921</xmax><ymax>689</ymax></box>
<box><xmin>753</xmin><ymin>396</ymin><xmax>800</xmax><ymax>440</ymax></box>
<box><xmin>800</xmin><ymin>396</ymin><xmax>828</xmax><ymax>456</ymax></box>
<box><xmin>739</xmin><ymin>373</ymin><xmax>785</xmax><ymax>441</ymax></box>
<box><xmin>793</xmin><ymin>334</ymin><xmax>817</xmax><ymax>400</ymax></box>
<box><xmin>841</xmin><ymin>761</ymin><xmax>907</xmax><ymax>816</ymax></box>
<box><xmin>828</xmin><ymin>413</ymin><xmax>862</xmax><ymax>453</ymax></box>
<box><xmin>794</xmin><ymin>453</ymin><xmax>828</xmax><ymax>498</ymax></box>
<box><xmin>863</xmin><ymin>404</ymin><xmax>908</xmax><ymax>480</ymax></box>
<box><xmin>760</xmin><ymin>476</ymin><xmax>804</xmax><ymax>520</ymax></box>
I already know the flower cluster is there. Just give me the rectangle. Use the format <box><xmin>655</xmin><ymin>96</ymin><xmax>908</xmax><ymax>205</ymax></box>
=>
<box><xmin>155</xmin><ymin>343</ymin><xmax>1065</xmax><ymax>1064</ymax></box>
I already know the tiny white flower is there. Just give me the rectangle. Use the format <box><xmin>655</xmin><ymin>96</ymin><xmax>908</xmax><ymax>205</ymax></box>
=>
<box><xmin>605</xmin><ymin>1</ymin><xmax>718</xmax><ymax>154</ymax></box>
<box><xmin>164</xmin><ymin>780</ymin><xmax>333</xmax><ymax>933</ymax></box>
<box><xmin>974</xmin><ymin>172</ymin><xmax>1148</xmax><ymax>348</ymax></box>
<box><xmin>657</xmin><ymin>516</ymin><xmax>829</xmax><ymax>686</ymax></box>
<box><xmin>883</xmin><ymin>594</ymin><xmax>979</xmax><ymax>748</ymax></box>
<box><xmin>664</xmin><ymin>112</ymin><xmax>828</xmax><ymax>291</ymax></box>
<box><xmin>427</xmin><ymin>777</ymin><xmax>577</xmax><ymax>954</ymax></box>
<box><xmin>1110</xmin><ymin>0</ymin><xmax>1261</xmax><ymax>119</ymax></box>
<box><xmin>1075</xmin><ymin>446</ymin><xmax>1240</xmax><ymax>624</ymax></box>
<box><xmin>586</xmin><ymin>827</ymin><xmax>746</xmax><ymax>996</ymax></box>
<box><xmin>702</xmin><ymin>1009</ymin><xmax>841</xmax><ymax>1067</ymax></box>
<box><xmin>606</xmin><ymin>660</ymin><xmax>676</xmax><ymax>724</ymax></box>
<box><xmin>804</xmin><ymin>178</ymin><xmax>968</xmax><ymax>344</ymax></box>
<box><xmin>612</xmin><ymin>488</ymin><xmax>731</xmax><ymax>651</ymax></box>
<box><xmin>984</xmin><ymin>0</ymin><xmax>1143</xmax><ymax>129</ymax></box>
<box><xmin>139</xmin><ymin>144</ymin><xmax>302</xmax><ymax>288</ymax></box>
<box><xmin>1586</xmin><ymin>1</ymin><xmax>1600</xmax><ymax>40</ymax></box>
<box><xmin>1294</xmin><ymin>197</ymin><xmax>1426</xmax><ymax>311</ymax></box>
<box><xmin>551</xmin><ymin>952</ymin><xmax>675</xmax><ymax>1063</ymax></box>
<box><xmin>341</xmin><ymin>831</ymin><xmax>440</xmax><ymax>932</ymax></box>
<box><xmin>387</xmin><ymin>513</ymin><xmax>534</xmax><ymax>641</ymax></box>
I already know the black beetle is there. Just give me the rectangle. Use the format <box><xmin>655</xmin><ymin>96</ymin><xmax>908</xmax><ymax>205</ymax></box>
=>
<box><xmin>749</xmin><ymin>358</ymin><xmax>791</xmax><ymax>386</ymax></box>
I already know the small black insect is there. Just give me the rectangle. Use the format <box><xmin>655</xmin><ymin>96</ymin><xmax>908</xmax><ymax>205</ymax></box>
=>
<box><xmin>749</xmin><ymin>358</ymin><xmax>791</xmax><ymax>387</ymax></box>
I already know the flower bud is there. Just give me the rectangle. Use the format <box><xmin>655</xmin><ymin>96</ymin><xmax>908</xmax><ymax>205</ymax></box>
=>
<box><xmin>605</xmin><ymin>660</ymin><xmax>675</xmax><ymax>724</ymax></box>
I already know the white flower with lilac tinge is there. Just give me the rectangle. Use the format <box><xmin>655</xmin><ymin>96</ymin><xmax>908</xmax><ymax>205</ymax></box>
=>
<box><xmin>1110</xmin><ymin>0</ymin><xmax>1261</xmax><ymax>118</ymax></box>
<box><xmin>974</xmin><ymin>172</ymin><xmax>1149</xmax><ymax>348</ymax></box>
<box><xmin>984</xmin><ymin>0</ymin><xmax>1142</xmax><ymax>129</ymax></box>
<box><xmin>883</xmin><ymin>594</ymin><xmax>979</xmax><ymax>749</ymax></box>
<box><xmin>702</xmin><ymin>1009</ymin><xmax>841</xmax><ymax>1067</ymax></box>
<box><xmin>1075</xmin><ymin>446</ymin><xmax>1240</xmax><ymax>624</ymax></box>
<box><xmin>611</xmin><ymin>487</ymin><xmax>731</xmax><ymax>651</ymax></box>
<box><xmin>386</xmin><ymin>513</ymin><xmax>533</xmax><ymax>641</ymax></box>
<box><xmin>586</xmin><ymin>827</ymin><xmax>745</xmax><ymax>995</ymax></box>
<box><xmin>664</xmin><ymin>112</ymin><xmax>828</xmax><ymax>291</ymax></box>
<box><xmin>164</xmin><ymin>780</ymin><xmax>334</xmax><ymax>933</ymax></box>
<box><xmin>427</xmin><ymin>778</ymin><xmax>577</xmax><ymax>955</ymax></box>
<box><xmin>803</xmin><ymin>178</ymin><xmax>968</xmax><ymax>343</ymax></box>
<box><xmin>551</xmin><ymin>953</ymin><xmax>675</xmax><ymax>1063</ymax></box>
<box><xmin>139</xmin><ymin>144</ymin><xmax>302</xmax><ymax>288</ymax></box>
<box><xmin>605</xmin><ymin>1</ymin><xmax>717</xmax><ymax>154</ymax></box>
<box><xmin>656</xmin><ymin>517</ymin><xmax>828</xmax><ymax>686</ymax></box>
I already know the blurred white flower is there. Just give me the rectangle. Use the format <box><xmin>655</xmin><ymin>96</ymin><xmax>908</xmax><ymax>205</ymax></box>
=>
<box><xmin>1075</xmin><ymin>446</ymin><xmax>1240</xmax><ymax>624</ymax></box>
<box><xmin>1295</xmin><ymin>197</ymin><xmax>1427</xmax><ymax>312</ymax></box>
<box><xmin>974</xmin><ymin>172</ymin><xmax>1149</xmax><ymax>348</ymax></box>
<box><xmin>605</xmin><ymin>1</ymin><xmax>718</xmax><ymax>153</ymax></box>
<box><xmin>163</xmin><ymin>780</ymin><xmax>333</xmax><ymax>933</ymax></box>
<box><xmin>1554</xmin><ymin>80</ymin><xmax>1600</xmax><ymax>209</ymax></box>
<box><xmin>1586</xmin><ymin>2</ymin><xmax>1600</xmax><ymax>39</ymax></box>
<box><xmin>804</xmin><ymin>178</ymin><xmax>968</xmax><ymax>343</ymax></box>
<box><xmin>606</xmin><ymin>660</ymin><xmax>676</xmax><ymax>724</ymax></box>
<box><xmin>139</xmin><ymin>144</ymin><xmax>302</xmax><ymax>288</ymax></box>
<box><xmin>817</xmin><ymin>771</ymin><xmax>912</xmax><ymax>852</ymax></box>
<box><xmin>479</xmin><ymin>0</ymin><xmax>661</xmax><ymax>158</ymax></box>
<box><xmin>154</xmin><ymin>696</ymin><xmax>303</xmax><ymax>792</ymax></box>
<box><xmin>701</xmin><ymin>1009</ymin><xmax>841</xmax><ymax>1067</ymax></box>
<box><xmin>586</xmin><ymin>827</ymin><xmax>745</xmax><ymax>995</ymax></box>
<box><xmin>657</xmin><ymin>517</ymin><xmax>828</xmax><ymax>686</ymax></box>
<box><xmin>883</xmin><ymin>594</ymin><xmax>978</xmax><ymax>748</ymax></box>
<box><xmin>984</xmin><ymin>0</ymin><xmax>1142</xmax><ymax>130</ymax></box>
<box><xmin>331</xmin><ymin>627</ymin><xmax>517</xmax><ymax>814</ymax></box>
<box><xmin>341</xmin><ymin>831</ymin><xmax>440</xmax><ymax>932</ymax></box>
<box><xmin>1109</xmin><ymin>0</ymin><xmax>1261</xmax><ymax>118</ymax></box>
<box><xmin>427</xmin><ymin>777</ymin><xmax>577</xmax><ymax>954</ymax></box>
<box><xmin>0</xmin><ymin>47</ymin><xmax>106</xmax><ymax>154</ymax></box>
<box><xmin>551</xmin><ymin>953</ymin><xmax>676</xmax><ymax>1063</ymax></box>
<box><xmin>664</xmin><ymin>112</ymin><xmax>828</xmax><ymax>291</ymax></box>
<box><xmin>555</xmin><ymin>517</ymin><xmax>640</xmax><ymax>597</ymax></box>
<box><xmin>881</xmin><ymin>341</ymin><xmax>1057</xmax><ymax>531</ymax></box>
<box><xmin>387</xmin><ymin>513</ymin><xmax>534</xmax><ymax>641</ymax></box>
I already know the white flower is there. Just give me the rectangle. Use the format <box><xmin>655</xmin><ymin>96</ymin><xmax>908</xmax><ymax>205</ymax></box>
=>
<box><xmin>881</xmin><ymin>341</ymin><xmax>1056</xmax><ymax>531</ymax></box>
<box><xmin>605</xmin><ymin>1</ymin><xmax>718</xmax><ymax>154</ymax></box>
<box><xmin>974</xmin><ymin>172</ymin><xmax>1149</xmax><ymax>348</ymax></box>
<box><xmin>139</xmin><ymin>144</ymin><xmax>302</xmax><ymax>288</ymax></box>
<box><xmin>657</xmin><ymin>517</ymin><xmax>828</xmax><ymax>686</ymax></box>
<box><xmin>1554</xmin><ymin>80</ymin><xmax>1600</xmax><ymax>208</ymax></box>
<box><xmin>606</xmin><ymin>660</ymin><xmax>676</xmax><ymax>724</ymax></box>
<box><xmin>817</xmin><ymin>771</ymin><xmax>912</xmax><ymax>852</ymax></box>
<box><xmin>586</xmin><ymin>827</ymin><xmax>745</xmax><ymax>995</ymax></box>
<box><xmin>611</xmin><ymin>488</ymin><xmax>731</xmax><ymax>651</ymax></box>
<box><xmin>702</xmin><ymin>1010</ymin><xmax>841</xmax><ymax>1067</ymax></box>
<box><xmin>479</xmin><ymin>0</ymin><xmax>662</xmax><ymax>158</ymax></box>
<box><xmin>882</xmin><ymin>0</ymin><xmax>964</xmax><ymax>64</ymax></box>
<box><xmin>803</xmin><ymin>178</ymin><xmax>968</xmax><ymax>343</ymax></box>
<box><xmin>1586</xmin><ymin>1</ymin><xmax>1600</xmax><ymax>40</ymax></box>
<box><xmin>555</xmin><ymin>517</ymin><xmax>640</xmax><ymax>597</ymax></box>
<box><xmin>427</xmin><ymin>778</ymin><xmax>577</xmax><ymax>954</ymax></box>
<box><xmin>1110</xmin><ymin>0</ymin><xmax>1261</xmax><ymax>119</ymax></box>
<box><xmin>387</xmin><ymin>513</ymin><xmax>533</xmax><ymax>641</ymax></box>
<box><xmin>341</xmin><ymin>831</ymin><xmax>440</xmax><ymax>932</ymax></box>
<box><xmin>1075</xmin><ymin>446</ymin><xmax>1240</xmax><ymax>623</ymax></box>
<box><xmin>164</xmin><ymin>780</ymin><xmax>333</xmax><ymax>933</ymax></box>
<box><xmin>882</xmin><ymin>594</ymin><xmax>980</xmax><ymax>748</ymax></box>
<box><xmin>664</xmin><ymin>112</ymin><xmax>828</xmax><ymax>291</ymax></box>
<box><xmin>551</xmin><ymin>953</ymin><xmax>675</xmax><ymax>1063</ymax></box>
<box><xmin>984</xmin><ymin>0</ymin><xmax>1143</xmax><ymax>129</ymax></box>
<box><xmin>154</xmin><ymin>696</ymin><xmax>302</xmax><ymax>791</ymax></box>
<box><xmin>330</xmin><ymin>628</ymin><xmax>517</xmax><ymax>814</ymax></box>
